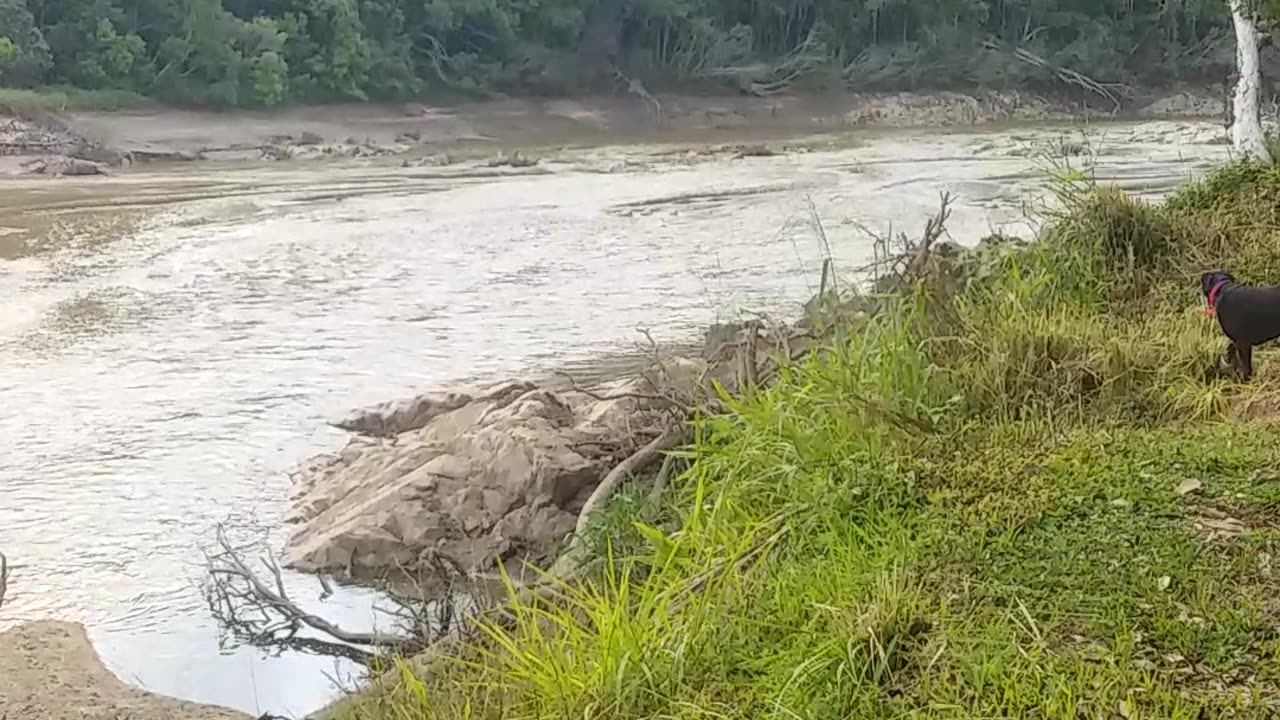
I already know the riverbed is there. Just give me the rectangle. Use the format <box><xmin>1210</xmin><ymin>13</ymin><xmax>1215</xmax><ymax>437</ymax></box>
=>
<box><xmin>0</xmin><ymin>118</ymin><xmax>1231</xmax><ymax>716</ymax></box>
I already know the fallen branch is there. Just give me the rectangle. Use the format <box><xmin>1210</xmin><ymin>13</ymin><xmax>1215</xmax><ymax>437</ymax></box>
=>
<box><xmin>647</xmin><ymin>453</ymin><xmax>679</xmax><ymax>503</ymax></box>
<box><xmin>613</xmin><ymin>69</ymin><xmax>663</xmax><ymax>124</ymax></box>
<box><xmin>547</xmin><ymin>425</ymin><xmax>689</xmax><ymax>579</ymax></box>
<box><xmin>205</xmin><ymin>527</ymin><xmax>416</xmax><ymax>665</ymax></box>
<box><xmin>675</xmin><ymin>514</ymin><xmax>792</xmax><ymax>605</ymax></box>
<box><xmin>0</xmin><ymin>552</ymin><xmax>8</xmax><ymax>612</ymax></box>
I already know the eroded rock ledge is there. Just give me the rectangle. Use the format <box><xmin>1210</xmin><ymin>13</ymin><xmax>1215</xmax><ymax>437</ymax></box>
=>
<box><xmin>284</xmin><ymin>362</ymin><xmax>706</xmax><ymax>580</ymax></box>
<box><xmin>0</xmin><ymin>621</ymin><xmax>250</xmax><ymax>720</ymax></box>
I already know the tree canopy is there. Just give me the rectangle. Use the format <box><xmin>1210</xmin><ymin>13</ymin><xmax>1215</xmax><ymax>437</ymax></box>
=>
<box><xmin>0</xmin><ymin>0</ymin><xmax>1255</xmax><ymax>107</ymax></box>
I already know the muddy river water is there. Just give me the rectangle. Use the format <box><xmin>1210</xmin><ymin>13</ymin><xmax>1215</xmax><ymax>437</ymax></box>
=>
<box><xmin>0</xmin><ymin>120</ymin><xmax>1232</xmax><ymax>716</ymax></box>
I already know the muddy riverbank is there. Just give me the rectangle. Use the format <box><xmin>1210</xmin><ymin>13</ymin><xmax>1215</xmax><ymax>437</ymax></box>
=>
<box><xmin>0</xmin><ymin>86</ymin><xmax>1228</xmax><ymax>176</ymax></box>
<box><xmin>0</xmin><ymin>114</ymin><xmax>1237</xmax><ymax>717</ymax></box>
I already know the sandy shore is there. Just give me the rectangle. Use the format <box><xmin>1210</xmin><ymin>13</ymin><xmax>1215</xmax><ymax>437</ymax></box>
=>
<box><xmin>0</xmin><ymin>621</ymin><xmax>251</xmax><ymax>720</ymax></box>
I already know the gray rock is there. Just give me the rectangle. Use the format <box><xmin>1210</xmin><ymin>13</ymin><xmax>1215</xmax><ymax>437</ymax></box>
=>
<box><xmin>24</xmin><ymin>156</ymin><xmax>109</xmax><ymax>176</ymax></box>
<box><xmin>129</xmin><ymin>148</ymin><xmax>204</xmax><ymax>163</ymax></box>
<box><xmin>72</xmin><ymin>144</ymin><xmax>129</xmax><ymax>167</ymax></box>
<box><xmin>285</xmin><ymin>374</ymin><xmax>678</xmax><ymax>579</ymax></box>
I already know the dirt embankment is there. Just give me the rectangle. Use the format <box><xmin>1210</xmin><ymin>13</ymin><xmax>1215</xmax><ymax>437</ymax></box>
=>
<box><xmin>0</xmin><ymin>87</ymin><xmax>1227</xmax><ymax>177</ymax></box>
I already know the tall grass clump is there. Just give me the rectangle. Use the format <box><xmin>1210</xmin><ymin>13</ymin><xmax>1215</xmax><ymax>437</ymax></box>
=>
<box><xmin>334</xmin><ymin>160</ymin><xmax>1280</xmax><ymax>720</ymax></box>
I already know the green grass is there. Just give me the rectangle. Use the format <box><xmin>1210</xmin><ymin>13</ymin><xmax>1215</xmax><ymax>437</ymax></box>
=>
<box><xmin>0</xmin><ymin>86</ymin><xmax>154</xmax><ymax>114</ymax></box>
<box><xmin>332</xmin><ymin>158</ymin><xmax>1280</xmax><ymax>719</ymax></box>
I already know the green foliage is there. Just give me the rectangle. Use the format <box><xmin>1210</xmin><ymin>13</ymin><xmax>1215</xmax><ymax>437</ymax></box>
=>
<box><xmin>0</xmin><ymin>85</ymin><xmax>152</xmax><ymax>111</ymax></box>
<box><xmin>331</xmin><ymin>160</ymin><xmax>1280</xmax><ymax>718</ymax></box>
<box><xmin>69</xmin><ymin>19</ymin><xmax>149</xmax><ymax>89</ymax></box>
<box><xmin>0</xmin><ymin>0</ymin><xmax>1263</xmax><ymax>106</ymax></box>
<box><xmin>245</xmin><ymin>50</ymin><xmax>286</xmax><ymax>105</ymax></box>
<box><xmin>0</xmin><ymin>0</ymin><xmax>51</xmax><ymax>85</ymax></box>
<box><xmin>0</xmin><ymin>36</ymin><xmax>15</xmax><ymax>66</ymax></box>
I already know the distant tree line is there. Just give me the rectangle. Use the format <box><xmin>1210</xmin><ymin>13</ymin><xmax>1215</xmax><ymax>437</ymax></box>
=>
<box><xmin>0</xmin><ymin>0</ymin><xmax>1254</xmax><ymax>107</ymax></box>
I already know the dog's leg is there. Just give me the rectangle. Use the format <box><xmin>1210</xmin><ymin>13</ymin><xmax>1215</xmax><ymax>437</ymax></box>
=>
<box><xmin>1225</xmin><ymin>342</ymin><xmax>1239</xmax><ymax>373</ymax></box>
<box><xmin>1239</xmin><ymin>343</ymin><xmax>1255</xmax><ymax>381</ymax></box>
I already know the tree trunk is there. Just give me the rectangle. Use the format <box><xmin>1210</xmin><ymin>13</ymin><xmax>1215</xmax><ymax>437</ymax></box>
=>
<box><xmin>1230</xmin><ymin>0</ymin><xmax>1273</xmax><ymax>162</ymax></box>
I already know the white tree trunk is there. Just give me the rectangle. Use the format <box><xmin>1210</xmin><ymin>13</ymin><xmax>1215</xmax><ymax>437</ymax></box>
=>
<box><xmin>1230</xmin><ymin>0</ymin><xmax>1273</xmax><ymax>162</ymax></box>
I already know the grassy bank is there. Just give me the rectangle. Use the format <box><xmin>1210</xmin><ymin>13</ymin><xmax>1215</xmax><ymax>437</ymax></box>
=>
<box><xmin>0</xmin><ymin>87</ymin><xmax>154</xmax><ymax>114</ymax></box>
<box><xmin>336</xmin><ymin>159</ymin><xmax>1280</xmax><ymax>718</ymax></box>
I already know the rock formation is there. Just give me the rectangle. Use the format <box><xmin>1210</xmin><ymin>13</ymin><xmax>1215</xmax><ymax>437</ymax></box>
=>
<box><xmin>22</xmin><ymin>155</ymin><xmax>109</xmax><ymax>176</ymax></box>
<box><xmin>284</xmin><ymin>369</ymin><xmax>695</xmax><ymax>580</ymax></box>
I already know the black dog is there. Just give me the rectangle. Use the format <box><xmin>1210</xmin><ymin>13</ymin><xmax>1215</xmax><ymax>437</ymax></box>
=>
<box><xmin>1201</xmin><ymin>270</ymin><xmax>1280</xmax><ymax>381</ymax></box>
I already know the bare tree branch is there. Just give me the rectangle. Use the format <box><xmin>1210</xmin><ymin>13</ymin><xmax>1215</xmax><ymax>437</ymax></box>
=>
<box><xmin>547</xmin><ymin>425</ymin><xmax>689</xmax><ymax>579</ymax></box>
<box><xmin>205</xmin><ymin>527</ymin><xmax>423</xmax><ymax>665</ymax></box>
<box><xmin>0</xmin><ymin>552</ymin><xmax>8</xmax><ymax>613</ymax></box>
<box><xmin>647</xmin><ymin>453</ymin><xmax>680</xmax><ymax>503</ymax></box>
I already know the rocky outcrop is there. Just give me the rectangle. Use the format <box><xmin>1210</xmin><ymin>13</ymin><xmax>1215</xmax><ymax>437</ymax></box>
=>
<box><xmin>0</xmin><ymin>116</ymin><xmax>81</xmax><ymax>156</ymax></box>
<box><xmin>260</xmin><ymin>137</ymin><xmax>415</xmax><ymax>162</ymax></box>
<box><xmin>0</xmin><ymin>621</ymin><xmax>250</xmax><ymax>720</ymax></box>
<box><xmin>841</xmin><ymin>90</ymin><xmax>1065</xmax><ymax>127</ymax></box>
<box><xmin>21</xmin><ymin>155</ymin><xmax>109</xmax><ymax>176</ymax></box>
<box><xmin>284</xmin><ymin>371</ymin><xmax>692</xmax><ymax>580</ymax></box>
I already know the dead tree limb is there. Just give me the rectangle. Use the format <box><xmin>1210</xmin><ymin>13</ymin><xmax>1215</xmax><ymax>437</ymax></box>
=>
<box><xmin>0</xmin><ymin>552</ymin><xmax>8</xmax><ymax>613</ymax></box>
<box><xmin>647</xmin><ymin>453</ymin><xmax>679</xmax><ymax>503</ymax></box>
<box><xmin>547</xmin><ymin>425</ymin><xmax>689</xmax><ymax>580</ymax></box>
<box><xmin>205</xmin><ymin>527</ymin><xmax>418</xmax><ymax>665</ymax></box>
<box><xmin>613</xmin><ymin>69</ymin><xmax>663</xmax><ymax>124</ymax></box>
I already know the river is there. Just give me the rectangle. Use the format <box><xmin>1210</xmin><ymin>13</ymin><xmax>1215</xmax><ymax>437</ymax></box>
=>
<box><xmin>0</xmin><ymin>119</ymin><xmax>1231</xmax><ymax>716</ymax></box>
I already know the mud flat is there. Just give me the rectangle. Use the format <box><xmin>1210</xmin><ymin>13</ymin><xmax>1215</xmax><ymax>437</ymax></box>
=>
<box><xmin>0</xmin><ymin>86</ymin><xmax>1229</xmax><ymax>177</ymax></box>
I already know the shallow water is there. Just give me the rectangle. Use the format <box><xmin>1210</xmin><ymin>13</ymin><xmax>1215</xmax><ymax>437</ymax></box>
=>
<box><xmin>0</xmin><ymin>120</ymin><xmax>1231</xmax><ymax>716</ymax></box>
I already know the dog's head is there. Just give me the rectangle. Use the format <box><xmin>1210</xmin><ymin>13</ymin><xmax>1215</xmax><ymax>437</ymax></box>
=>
<box><xmin>1201</xmin><ymin>270</ymin><xmax>1235</xmax><ymax>298</ymax></box>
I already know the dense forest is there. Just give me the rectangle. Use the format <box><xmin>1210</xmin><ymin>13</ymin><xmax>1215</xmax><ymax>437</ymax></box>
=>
<box><xmin>0</xmin><ymin>0</ymin><xmax>1257</xmax><ymax>107</ymax></box>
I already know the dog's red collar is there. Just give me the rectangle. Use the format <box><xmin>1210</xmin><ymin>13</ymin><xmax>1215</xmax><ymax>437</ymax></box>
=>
<box><xmin>1206</xmin><ymin>280</ymin><xmax>1226</xmax><ymax>315</ymax></box>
